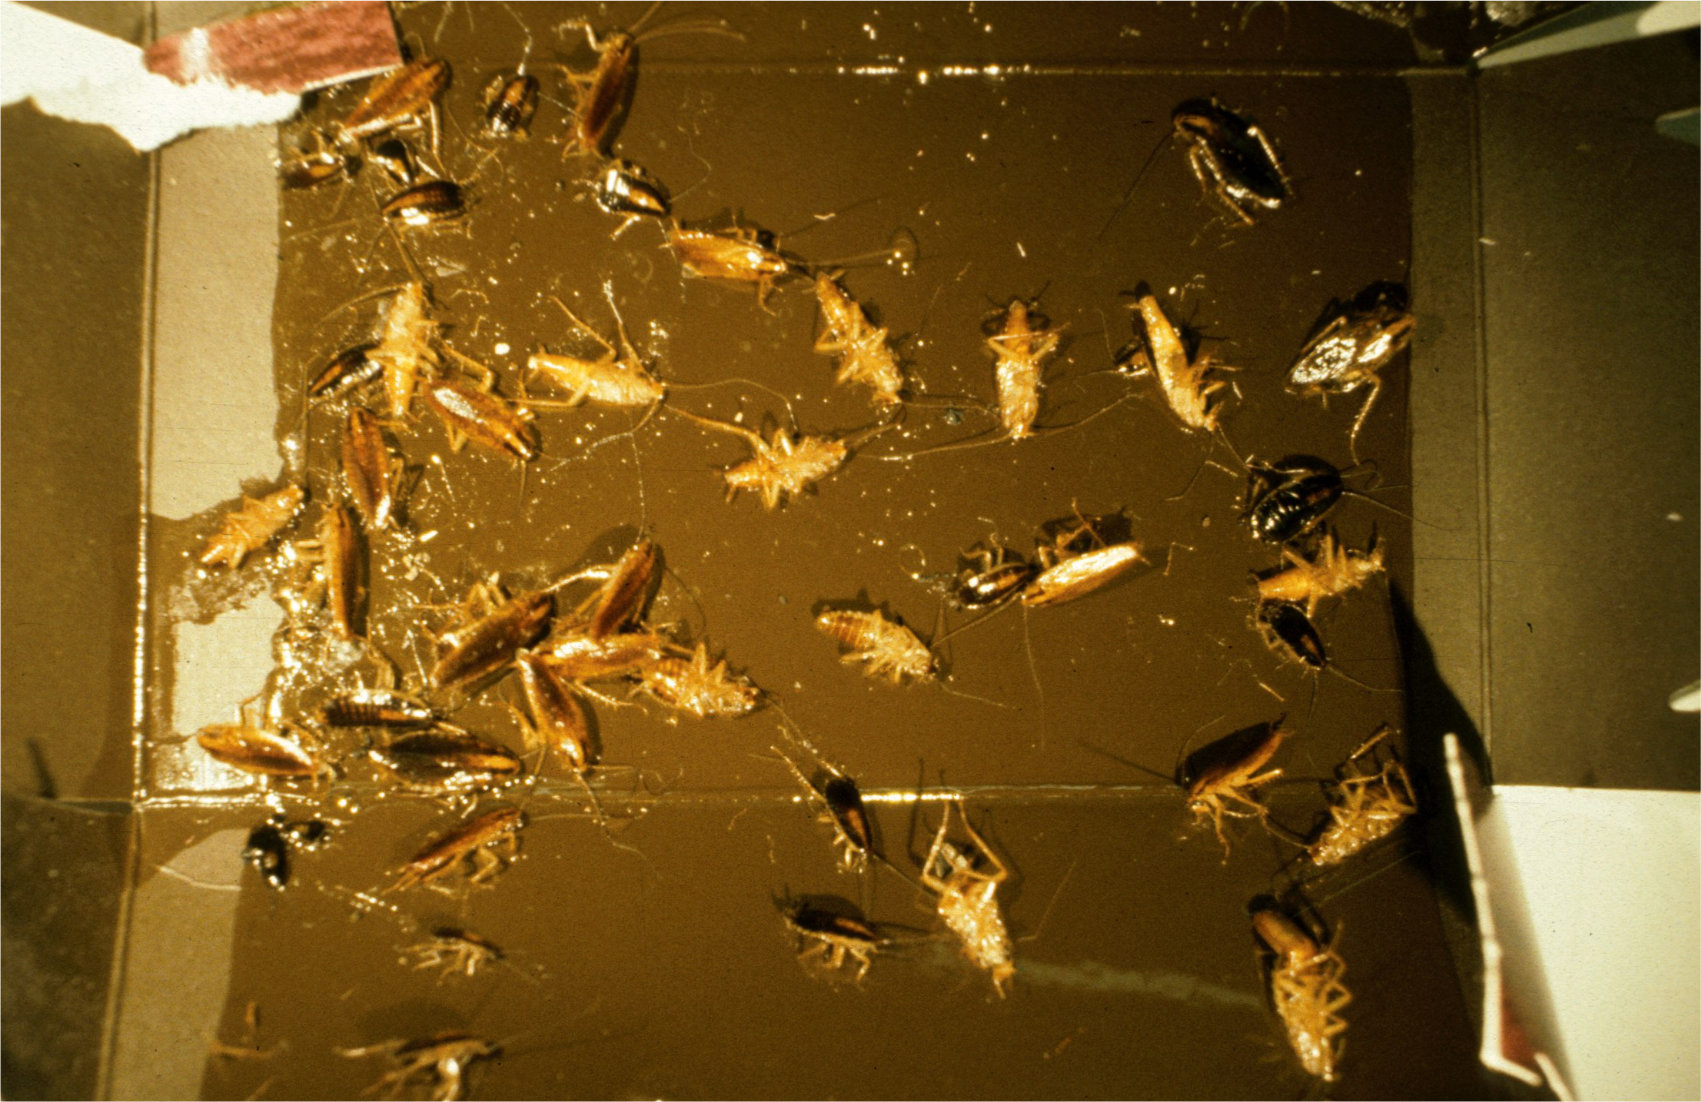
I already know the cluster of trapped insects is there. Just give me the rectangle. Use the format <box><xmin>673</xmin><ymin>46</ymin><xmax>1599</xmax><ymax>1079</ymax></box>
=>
<box><xmin>179</xmin><ymin>5</ymin><xmax>1426</xmax><ymax>1097</ymax></box>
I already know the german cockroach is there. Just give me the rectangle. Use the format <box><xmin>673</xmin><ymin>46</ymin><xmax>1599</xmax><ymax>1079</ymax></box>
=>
<box><xmin>242</xmin><ymin>814</ymin><xmax>328</xmax><ymax>890</ymax></box>
<box><xmin>1185</xmin><ymin>722</ymin><xmax>1287</xmax><ymax>856</ymax></box>
<box><xmin>1257</xmin><ymin>600</ymin><xmax>1326</xmax><ymax>670</ymax></box>
<box><xmin>370</xmin><ymin>279</ymin><xmax>441</xmax><ymax>420</ymax></box>
<box><xmin>1172</xmin><ymin>97</ymin><xmax>1291</xmax><ymax>225</ymax></box>
<box><xmin>341</xmin><ymin>406</ymin><xmax>404</xmax><ymax>531</ymax></box>
<box><xmin>1308</xmin><ymin>725</ymin><xmax>1417</xmax><ymax>867</ymax></box>
<box><xmin>321</xmin><ymin>687</ymin><xmax>438</xmax><ymax>729</ymax></box>
<box><xmin>814</xmin><ymin>608</ymin><xmax>937</xmax><ymax>684</ymax></box>
<box><xmin>340</xmin><ymin>1031</ymin><xmax>499</xmax><ymax>1102</ymax></box>
<box><xmin>290</xmin><ymin>503</ymin><xmax>366</xmax><ymax>640</ymax></box>
<box><xmin>195</xmin><ymin>716</ymin><xmax>328</xmax><ymax>781</ymax></box>
<box><xmin>987</xmin><ymin>297</ymin><xmax>1060</xmax><ymax>440</ymax></box>
<box><xmin>537</xmin><ymin>627</ymin><xmax>672</xmax><ymax>681</ymax></box>
<box><xmin>920</xmin><ymin>800</ymin><xmax>1015</xmax><ymax>997</ymax></box>
<box><xmin>594</xmin><ymin>159</ymin><xmax>670</xmax><ymax>222</ymax></box>
<box><xmin>308</xmin><ymin>343</ymin><xmax>383</xmax><ymax>401</ymax></box>
<box><xmin>772</xmin><ymin>746</ymin><xmax>877</xmax><ymax>873</ymax></box>
<box><xmin>670</xmin><ymin>407</ymin><xmax>889</xmax><ymax>510</ymax></box>
<box><xmin>1255</xmin><ymin>531</ymin><xmax>1385</xmax><ymax>618</ymax></box>
<box><xmin>367</xmin><ymin>137</ymin><xmax>418</xmax><ymax>188</ymax></box>
<box><xmin>814</xmin><ymin>272</ymin><xmax>904</xmax><ymax>408</ymax></box>
<box><xmin>403</xmin><ymin>928</ymin><xmax>505</xmax><ymax>980</ymax></box>
<box><xmin>782</xmin><ymin>900</ymin><xmax>886</xmax><ymax>985</ymax></box>
<box><xmin>381</xmin><ymin>179</ymin><xmax>466</xmax><ymax>228</ymax></box>
<box><xmin>526</xmin><ymin>291</ymin><xmax>665</xmax><ymax>409</ymax></box>
<box><xmin>483</xmin><ymin>71</ymin><xmax>540</xmax><ymax>138</ymax></box>
<box><xmin>1020</xmin><ymin>513</ymin><xmax>1146</xmax><ymax>609</ymax></box>
<box><xmin>951</xmin><ymin>541</ymin><xmax>1038</xmax><ymax>610</ymax></box>
<box><xmin>369</xmin><ymin>730</ymin><xmax>525</xmax><ymax>794</ymax></box>
<box><xmin>335</xmin><ymin>57</ymin><xmax>451</xmax><ymax>151</ymax></box>
<box><xmin>429</xmin><ymin>585</ymin><xmax>555</xmax><ymax>692</ymax></box>
<box><xmin>388</xmin><ymin>806</ymin><xmax>525</xmax><ymax>893</ymax></box>
<box><xmin>1252</xmin><ymin>909</ymin><xmax>1350</xmax><ymax>1082</ymax></box>
<box><xmin>580</xmin><ymin>538</ymin><xmax>659</xmax><ymax>640</ymax></box>
<box><xmin>425</xmin><ymin>378</ymin><xmax>539</xmax><ymax>461</ymax></box>
<box><xmin>1242</xmin><ymin>456</ymin><xmax>1345</xmax><ymax>545</ymax></box>
<box><xmin>200</xmin><ymin>484</ymin><xmax>305</xmax><ymax>569</ymax></box>
<box><xmin>637</xmin><ymin>640</ymin><xmax>761</xmax><ymax>718</ymax></box>
<box><xmin>667</xmin><ymin>223</ymin><xmax>800</xmax><ymax>306</ymax></box>
<box><xmin>1120</xmin><ymin>290</ymin><xmax>1229</xmax><ymax>434</ymax></box>
<box><xmin>514</xmin><ymin>651</ymin><xmax>594</xmax><ymax>775</ymax></box>
<box><xmin>1287</xmin><ymin>287</ymin><xmax>1415</xmax><ymax>462</ymax></box>
<box><xmin>281</xmin><ymin>130</ymin><xmax>358</xmax><ymax>189</ymax></box>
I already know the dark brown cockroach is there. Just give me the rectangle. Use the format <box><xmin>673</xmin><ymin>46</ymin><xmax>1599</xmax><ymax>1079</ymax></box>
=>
<box><xmin>381</xmin><ymin>179</ymin><xmax>466</xmax><ymax>229</ymax></box>
<box><xmin>200</xmin><ymin>485</ymin><xmax>305</xmax><ymax>569</ymax></box>
<box><xmin>308</xmin><ymin>343</ymin><xmax>382</xmax><ymax>401</ymax></box>
<box><xmin>429</xmin><ymin>586</ymin><xmax>555</xmax><ymax>692</ymax></box>
<box><xmin>369</xmin><ymin>730</ymin><xmax>524</xmax><ymax>793</ymax></box>
<box><xmin>667</xmin><ymin>223</ymin><xmax>800</xmax><ymax>307</ymax></box>
<box><xmin>340</xmin><ymin>1031</ymin><xmax>499</xmax><ymax>1101</ymax></box>
<box><xmin>537</xmin><ymin>628</ymin><xmax>673</xmax><ymax>681</ymax></box>
<box><xmin>292</xmin><ymin>503</ymin><xmax>365</xmax><ymax>640</ymax></box>
<box><xmin>579</xmin><ymin>539</ymin><xmax>659</xmax><ymax>640</ymax></box>
<box><xmin>366</xmin><ymin>138</ymin><xmax>417</xmax><ymax>188</ymax></box>
<box><xmin>920</xmin><ymin>800</ymin><xmax>1015</xmax><ymax>997</ymax></box>
<box><xmin>320</xmin><ymin>687</ymin><xmax>438</xmax><ymax>730</ymax></box>
<box><xmin>953</xmin><ymin>542</ymin><xmax>1038</xmax><ymax>610</ymax></box>
<box><xmin>341</xmin><ymin>406</ymin><xmax>403</xmax><ymax>531</ymax></box>
<box><xmin>1257</xmin><ymin>600</ymin><xmax>1326</xmax><ymax>670</ymax></box>
<box><xmin>425</xmin><ymin>378</ymin><xmax>539</xmax><ymax>461</ymax></box>
<box><xmin>814</xmin><ymin>608</ymin><xmax>936</xmax><ymax>684</ymax></box>
<box><xmin>1252</xmin><ymin>909</ymin><xmax>1350</xmax><ymax>1082</ymax></box>
<box><xmin>242</xmin><ymin>814</ymin><xmax>329</xmax><ymax>890</ymax></box>
<box><xmin>281</xmin><ymin>130</ymin><xmax>358</xmax><ymax>189</ymax></box>
<box><xmin>1242</xmin><ymin>456</ymin><xmax>1345</xmax><ymax>545</ymax></box>
<box><xmin>195</xmin><ymin>718</ymin><xmax>328</xmax><ymax>781</ymax></box>
<box><xmin>637</xmin><ymin>641</ymin><xmax>761</xmax><ymax>718</ymax></box>
<box><xmin>1255</xmin><ymin>531</ymin><xmax>1385</xmax><ymax>618</ymax></box>
<box><xmin>594</xmin><ymin>159</ymin><xmax>671</xmax><ymax>221</ymax></box>
<box><xmin>336</xmin><ymin>57</ymin><xmax>451</xmax><ymax>150</ymax></box>
<box><xmin>1308</xmin><ymin>725</ymin><xmax>1417</xmax><ymax>867</ymax></box>
<box><xmin>814</xmin><ymin>272</ymin><xmax>904</xmax><ymax>408</ymax></box>
<box><xmin>1172</xmin><ymin>97</ymin><xmax>1292</xmax><ymax>226</ymax></box>
<box><xmin>1185</xmin><ymin>723</ymin><xmax>1287</xmax><ymax>856</ymax></box>
<box><xmin>514</xmin><ymin>651</ymin><xmax>594</xmax><ymax>776</ymax></box>
<box><xmin>387</xmin><ymin>806</ymin><xmax>525</xmax><ymax>893</ymax></box>
<box><xmin>1020</xmin><ymin>514</ymin><xmax>1146</xmax><ymax>609</ymax></box>
<box><xmin>483</xmin><ymin>71</ymin><xmax>540</xmax><ymax>138</ymax></box>
<box><xmin>782</xmin><ymin>901</ymin><xmax>886</xmax><ymax>985</ymax></box>
<box><xmin>526</xmin><ymin>292</ymin><xmax>665</xmax><ymax>409</ymax></box>
<box><xmin>1287</xmin><ymin>288</ymin><xmax>1415</xmax><ymax>463</ymax></box>
<box><xmin>773</xmin><ymin>747</ymin><xmax>876</xmax><ymax>873</ymax></box>
<box><xmin>987</xmin><ymin>298</ymin><xmax>1060</xmax><ymax>440</ymax></box>
<box><xmin>1121</xmin><ymin>290</ymin><xmax>1230</xmax><ymax>434</ymax></box>
<box><xmin>403</xmin><ymin>928</ymin><xmax>504</xmax><ymax>980</ymax></box>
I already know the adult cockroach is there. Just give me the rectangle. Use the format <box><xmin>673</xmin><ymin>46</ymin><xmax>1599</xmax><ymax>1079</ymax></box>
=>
<box><xmin>321</xmin><ymin>687</ymin><xmax>438</xmax><ymax>730</ymax></box>
<box><xmin>308</xmin><ymin>343</ymin><xmax>382</xmax><ymax>401</ymax></box>
<box><xmin>335</xmin><ymin>57</ymin><xmax>451</xmax><ymax>152</ymax></box>
<box><xmin>369</xmin><ymin>730</ymin><xmax>525</xmax><ymax>794</ymax></box>
<box><xmin>526</xmin><ymin>291</ymin><xmax>665</xmax><ymax>409</ymax></box>
<box><xmin>1185</xmin><ymin>722</ymin><xmax>1288</xmax><ymax>856</ymax></box>
<box><xmin>637</xmin><ymin>641</ymin><xmax>761</xmax><ymax>718</ymax></box>
<box><xmin>814</xmin><ymin>608</ymin><xmax>937</xmax><ymax>685</ymax></box>
<box><xmin>772</xmin><ymin>746</ymin><xmax>877</xmax><ymax>873</ymax></box>
<box><xmin>1308</xmin><ymin>725</ymin><xmax>1417</xmax><ymax>867</ymax></box>
<box><xmin>483</xmin><ymin>71</ymin><xmax>540</xmax><ymax>138</ymax></box>
<box><xmin>537</xmin><ymin>628</ymin><xmax>672</xmax><ymax>681</ymax></box>
<box><xmin>1287</xmin><ymin>288</ymin><xmax>1415</xmax><ymax>462</ymax></box>
<box><xmin>578</xmin><ymin>538</ymin><xmax>659</xmax><ymax>640</ymax></box>
<box><xmin>429</xmin><ymin>585</ymin><xmax>555</xmax><ymax>692</ymax></box>
<box><xmin>380</xmin><ymin>179</ymin><xmax>466</xmax><ymax>228</ymax></box>
<box><xmin>195</xmin><ymin>716</ymin><xmax>328</xmax><ymax>782</ymax></box>
<box><xmin>403</xmin><ymin>928</ymin><xmax>505</xmax><ymax>980</ymax></box>
<box><xmin>514</xmin><ymin>651</ymin><xmax>595</xmax><ymax>776</ymax></box>
<box><xmin>340</xmin><ymin>1031</ymin><xmax>499</xmax><ymax>1102</ymax></box>
<box><xmin>1172</xmin><ymin>97</ymin><xmax>1291</xmax><ymax>225</ymax></box>
<box><xmin>200</xmin><ymin>485</ymin><xmax>306</xmax><ymax>569</ymax></box>
<box><xmin>425</xmin><ymin>377</ymin><xmax>539</xmax><ymax>461</ymax></box>
<box><xmin>1121</xmin><ymin>290</ymin><xmax>1230</xmax><ymax>434</ymax></box>
<box><xmin>1255</xmin><ymin>531</ymin><xmax>1385</xmax><ymax>618</ymax></box>
<box><xmin>1020</xmin><ymin>513</ymin><xmax>1147</xmax><ymax>609</ymax></box>
<box><xmin>1252</xmin><ymin>909</ymin><xmax>1350</xmax><ymax>1082</ymax></box>
<box><xmin>369</xmin><ymin>279</ymin><xmax>441</xmax><ymax>420</ymax></box>
<box><xmin>341</xmin><ymin>406</ymin><xmax>403</xmax><ymax>531</ymax></box>
<box><xmin>782</xmin><ymin>900</ymin><xmax>886</xmax><ymax>985</ymax></box>
<box><xmin>920</xmin><ymin>800</ymin><xmax>1016</xmax><ymax>997</ymax></box>
<box><xmin>669</xmin><ymin>407</ymin><xmax>891</xmax><ymax>510</ymax></box>
<box><xmin>667</xmin><ymin>223</ymin><xmax>800</xmax><ymax>307</ymax></box>
<box><xmin>291</xmin><ymin>503</ymin><xmax>366</xmax><ymax>640</ymax></box>
<box><xmin>813</xmin><ymin>272</ymin><xmax>904</xmax><ymax>408</ymax></box>
<box><xmin>987</xmin><ymin>297</ymin><xmax>1061</xmax><ymax>440</ymax></box>
<box><xmin>387</xmin><ymin>806</ymin><xmax>525</xmax><ymax>893</ymax></box>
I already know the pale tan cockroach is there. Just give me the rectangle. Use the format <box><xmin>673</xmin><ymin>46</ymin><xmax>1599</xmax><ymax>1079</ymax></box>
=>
<box><xmin>371</xmin><ymin>279</ymin><xmax>442</xmax><ymax>420</ymax></box>
<box><xmin>1254</xmin><ymin>530</ymin><xmax>1385</xmax><ymax>618</ymax></box>
<box><xmin>537</xmin><ymin>628</ymin><xmax>672</xmax><ymax>682</ymax></box>
<box><xmin>782</xmin><ymin>900</ymin><xmax>886</xmax><ymax>985</ymax></box>
<box><xmin>334</xmin><ymin>57</ymin><xmax>451</xmax><ymax>153</ymax></box>
<box><xmin>920</xmin><ymin>800</ymin><xmax>1016</xmax><ymax>997</ymax></box>
<box><xmin>1185</xmin><ymin>722</ymin><xmax>1288</xmax><ymax>857</ymax></box>
<box><xmin>341</xmin><ymin>406</ymin><xmax>404</xmax><ymax>530</ymax></box>
<box><xmin>290</xmin><ymin>503</ymin><xmax>366</xmax><ymax>640</ymax></box>
<box><xmin>637</xmin><ymin>640</ymin><xmax>761</xmax><ymax>719</ymax></box>
<box><xmin>514</xmin><ymin>651</ymin><xmax>595</xmax><ymax>777</ymax></box>
<box><xmin>526</xmin><ymin>290</ymin><xmax>666</xmax><ymax>410</ymax></box>
<box><xmin>1122</xmin><ymin>290</ymin><xmax>1231</xmax><ymax>434</ymax></box>
<box><xmin>194</xmin><ymin>697</ymin><xmax>331</xmax><ymax>783</ymax></box>
<box><xmin>425</xmin><ymin>373</ymin><xmax>540</xmax><ymax>463</ymax></box>
<box><xmin>1020</xmin><ymin>512</ymin><xmax>1147</xmax><ymax>609</ymax></box>
<box><xmin>987</xmin><ymin>298</ymin><xmax>1061</xmax><ymax>440</ymax></box>
<box><xmin>339</xmin><ymin>1031</ymin><xmax>499</xmax><ymax>1102</ymax></box>
<box><xmin>1252</xmin><ymin>909</ymin><xmax>1351</xmax><ymax>1083</ymax></box>
<box><xmin>387</xmin><ymin>806</ymin><xmax>525</xmax><ymax>893</ymax></box>
<box><xmin>1308</xmin><ymin>725</ymin><xmax>1416</xmax><ymax>867</ymax></box>
<box><xmin>667</xmin><ymin>222</ymin><xmax>801</xmax><ymax>307</ymax></box>
<box><xmin>814</xmin><ymin>608</ymin><xmax>937</xmax><ymax>685</ymax></box>
<box><xmin>200</xmin><ymin>484</ymin><xmax>306</xmax><ymax>569</ymax></box>
<box><xmin>669</xmin><ymin>407</ymin><xmax>892</xmax><ymax>510</ymax></box>
<box><xmin>429</xmin><ymin>582</ymin><xmax>555</xmax><ymax>692</ymax></box>
<box><xmin>402</xmin><ymin>927</ymin><xmax>504</xmax><ymax>980</ymax></box>
<box><xmin>813</xmin><ymin>272</ymin><xmax>904</xmax><ymax>408</ymax></box>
